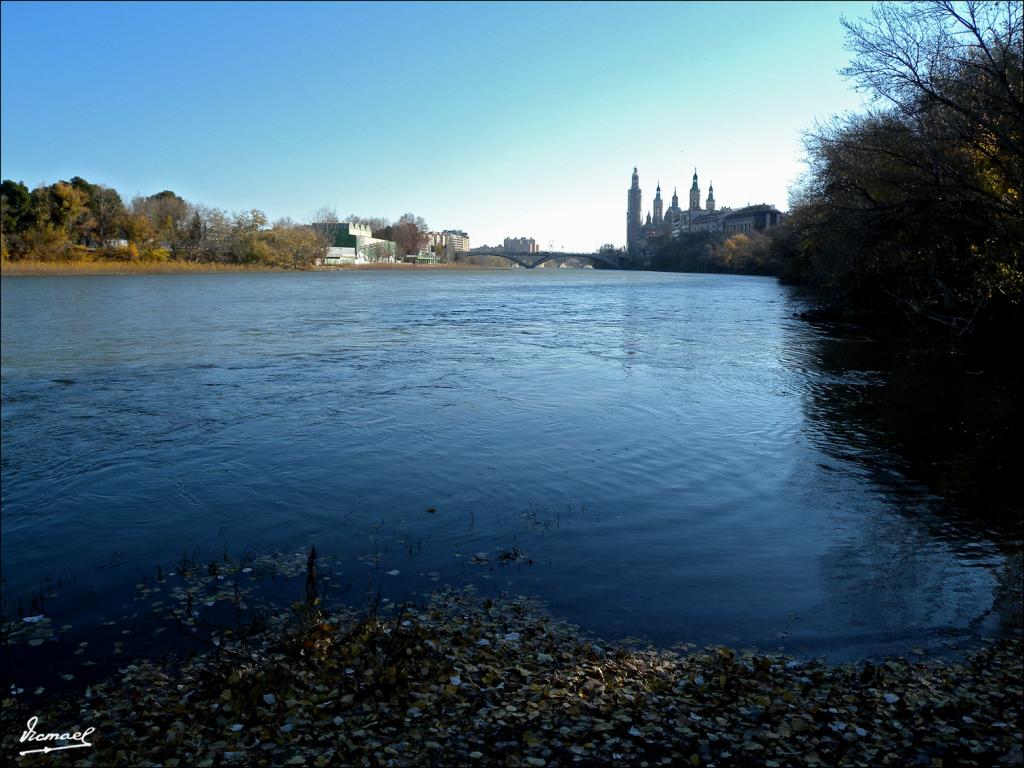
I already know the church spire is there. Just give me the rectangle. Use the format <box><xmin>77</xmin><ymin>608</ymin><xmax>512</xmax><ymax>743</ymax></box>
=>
<box><xmin>689</xmin><ymin>168</ymin><xmax>701</xmax><ymax>211</ymax></box>
<box><xmin>627</xmin><ymin>167</ymin><xmax>642</xmax><ymax>254</ymax></box>
<box><xmin>706</xmin><ymin>181</ymin><xmax>715</xmax><ymax>212</ymax></box>
<box><xmin>653</xmin><ymin>181</ymin><xmax>663</xmax><ymax>225</ymax></box>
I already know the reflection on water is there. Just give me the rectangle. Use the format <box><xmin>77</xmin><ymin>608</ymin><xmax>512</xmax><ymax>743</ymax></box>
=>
<box><xmin>788</xmin><ymin>323</ymin><xmax>1023</xmax><ymax>643</ymax></box>
<box><xmin>799</xmin><ymin>330</ymin><xmax>1021</xmax><ymax>540</ymax></box>
<box><xmin>1</xmin><ymin>271</ymin><xmax>1019</xmax><ymax>666</ymax></box>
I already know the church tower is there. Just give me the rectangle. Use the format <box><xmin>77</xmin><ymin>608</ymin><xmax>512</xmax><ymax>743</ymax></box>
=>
<box><xmin>627</xmin><ymin>167</ymin><xmax>642</xmax><ymax>253</ymax></box>
<box><xmin>689</xmin><ymin>168</ymin><xmax>701</xmax><ymax>211</ymax></box>
<box><xmin>706</xmin><ymin>182</ymin><xmax>715</xmax><ymax>212</ymax></box>
<box><xmin>653</xmin><ymin>183</ymin><xmax>663</xmax><ymax>225</ymax></box>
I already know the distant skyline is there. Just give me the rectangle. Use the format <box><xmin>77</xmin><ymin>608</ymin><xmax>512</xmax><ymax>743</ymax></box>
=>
<box><xmin>1</xmin><ymin>1</ymin><xmax>874</xmax><ymax>251</ymax></box>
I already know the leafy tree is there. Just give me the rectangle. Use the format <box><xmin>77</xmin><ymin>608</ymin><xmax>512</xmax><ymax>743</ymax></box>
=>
<box><xmin>88</xmin><ymin>186</ymin><xmax>126</xmax><ymax>247</ymax></box>
<box><xmin>234</xmin><ymin>209</ymin><xmax>268</xmax><ymax>233</ymax></box>
<box><xmin>69</xmin><ymin>176</ymin><xmax>98</xmax><ymax>202</ymax></box>
<box><xmin>21</xmin><ymin>223</ymin><xmax>75</xmax><ymax>261</ymax></box>
<box><xmin>1</xmin><ymin>180</ymin><xmax>32</xmax><ymax>258</ymax></box>
<box><xmin>259</xmin><ymin>223</ymin><xmax>328</xmax><ymax>268</ymax></box>
<box><xmin>40</xmin><ymin>182</ymin><xmax>90</xmax><ymax>235</ymax></box>
<box><xmin>2</xmin><ymin>177</ymin><xmax>335</xmax><ymax>269</ymax></box>
<box><xmin>1</xmin><ymin>179</ymin><xmax>32</xmax><ymax>233</ymax></box>
<box><xmin>176</xmin><ymin>210</ymin><xmax>206</xmax><ymax>261</ymax></box>
<box><xmin>123</xmin><ymin>212</ymin><xmax>157</xmax><ymax>257</ymax></box>
<box><xmin>132</xmin><ymin>190</ymin><xmax>189</xmax><ymax>254</ymax></box>
<box><xmin>391</xmin><ymin>212</ymin><xmax>429</xmax><ymax>256</ymax></box>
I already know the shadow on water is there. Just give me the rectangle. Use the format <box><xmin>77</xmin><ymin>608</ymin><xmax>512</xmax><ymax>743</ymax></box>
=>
<box><xmin>796</xmin><ymin>322</ymin><xmax>1021</xmax><ymax>540</ymax></box>
<box><xmin>788</xmin><ymin>318</ymin><xmax>1023</xmax><ymax>637</ymax></box>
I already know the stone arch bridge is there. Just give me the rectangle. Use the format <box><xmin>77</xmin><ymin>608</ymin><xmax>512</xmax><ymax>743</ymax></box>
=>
<box><xmin>465</xmin><ymin>250</ymin><xmax>628</xmax><ymax>269</ymax></box>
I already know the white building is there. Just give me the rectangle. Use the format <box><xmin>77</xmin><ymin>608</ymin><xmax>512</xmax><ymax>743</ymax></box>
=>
<box><xmin>312</xmin><ymin>222</ymin><xmax>397</xmax><ymax>265</ymax></box>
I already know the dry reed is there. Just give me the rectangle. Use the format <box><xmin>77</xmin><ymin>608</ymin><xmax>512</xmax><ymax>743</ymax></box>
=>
<box><xmin>0</xmin><ymin>260</ymin><xmax>290</xmax><ymax>276</ymax></box>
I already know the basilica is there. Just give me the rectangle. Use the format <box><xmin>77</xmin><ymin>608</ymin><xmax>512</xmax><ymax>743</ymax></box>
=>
<box><xmin>626</xmin><ymin>167</ymin><xmax>717</xmax><ymax>254</ymax></box>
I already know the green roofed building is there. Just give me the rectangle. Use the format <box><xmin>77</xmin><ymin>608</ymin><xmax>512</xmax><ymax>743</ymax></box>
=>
<box><xmin>310</xmin><ymin>222</ymin><xmax>397</xmax><ymax>265</ymax></box>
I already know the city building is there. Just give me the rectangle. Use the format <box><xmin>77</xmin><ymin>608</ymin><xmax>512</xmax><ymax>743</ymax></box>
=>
<box><xmin>428</xmin><ymin>229</ymin><xmax>471</xmax><ymax>260</ymax></box>
<box><xmin>311</xmin><ymin>222</ymin><xmax>396</xmax><ymax>265</ymax></box>
<box><xmin>503</xmin><ymin>236</ymin><xmax>539</xmax><ymax>253</ymax></box>
<box><xmin>628</xmin><ymin>168</ymin><xmax>694</xmax><ymax>253</ymax></box>
<box><xmin>626</xmin><ymin>167</ymin><xmax>781</xmax><ymax>252</ymax></box>
<box><xmin>443</xmin><ymin>230</ymin><xmax>470</xmax><ymax>252</ymax></box>
<box><xmin>722</xmin><ymin>204</ymin><xmax>784</xmax><ymax>234</ymax></box>
<box><xmin>690</xmin><ymin>211</ymin><xmax>730</xmax><ymax>234</ymax></box>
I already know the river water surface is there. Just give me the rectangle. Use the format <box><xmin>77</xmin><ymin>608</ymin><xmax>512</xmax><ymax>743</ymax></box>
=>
<box><xmin>1</xmin><ymin>270</ymin><xmax>1020</xmax><ymax>672</ymax></box>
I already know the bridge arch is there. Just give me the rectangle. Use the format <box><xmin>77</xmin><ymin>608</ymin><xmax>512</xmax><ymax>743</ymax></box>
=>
<box><xmin>461</xmin><ymin>251</ymin><xmax>623</xmax><ymax>269</ymax></box>
<box><xmin>474</xmin><ymin>252</ymin><xmax>533</xmax><ymax>268</ymax></box>
<box><xmin>529</xmin><ymin>252</ymin><xmax>622</xmax><ymax>269</ymax></box>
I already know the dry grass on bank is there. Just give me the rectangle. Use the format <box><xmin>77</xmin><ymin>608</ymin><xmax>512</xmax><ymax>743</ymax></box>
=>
<box><xmin>0</xmin><ymin>260</ymin><xmax>289</xmax><ymax>276</ymax></box>
<box><xmin>335</xmin><ymin>262</ymin><xmax>515</xmax><ymax>271</ymax></box>
<box><xmin>1</xmin><ymin>260</ymin><xmax>516</xmax><ymax>276</ymax></box>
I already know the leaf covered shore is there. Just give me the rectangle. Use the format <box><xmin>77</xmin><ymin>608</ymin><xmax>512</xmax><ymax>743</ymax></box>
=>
<box><xmin>2</xmin><ymin>587</ymin><xmax>1021</xmax><ymax>768</ymax></box>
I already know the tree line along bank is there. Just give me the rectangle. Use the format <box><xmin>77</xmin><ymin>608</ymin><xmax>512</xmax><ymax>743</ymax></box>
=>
<box><xmin>0</xmin><ymin>183</ymin><xmax>442</xmax><ymax>271</ymax></box>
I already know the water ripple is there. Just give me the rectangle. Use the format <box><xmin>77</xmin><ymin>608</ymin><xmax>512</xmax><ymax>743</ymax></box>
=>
<box><xmin>1</xmin><ymin>271</ymin><xmax>1017</xmax><ymax>659</ymax></box>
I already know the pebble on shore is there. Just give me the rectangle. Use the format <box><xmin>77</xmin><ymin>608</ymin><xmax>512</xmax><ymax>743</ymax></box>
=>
<box><xmin>2</xmin><ymin>585</ymin><xmax>1021</xmax><ymax>767</ymax></box>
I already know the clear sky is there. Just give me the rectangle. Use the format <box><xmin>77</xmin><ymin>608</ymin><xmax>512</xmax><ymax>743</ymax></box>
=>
<box><xmin>1</xmin><ymin>1</ymin><xmax>874</xmax><ymax>251</ymax></box>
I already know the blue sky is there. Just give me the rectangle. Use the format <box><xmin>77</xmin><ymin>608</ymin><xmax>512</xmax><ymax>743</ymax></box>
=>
<box><xmin>1</xmin><ymin>1</ymin><xmax>873</xmax><ymax>251</ymax></box>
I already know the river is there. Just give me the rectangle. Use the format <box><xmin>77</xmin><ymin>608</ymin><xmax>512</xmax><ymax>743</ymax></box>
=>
<box><xmin>1</xmin><ymin>270</ymin><xmax>1019</xmax><ymax>676</ymax></box>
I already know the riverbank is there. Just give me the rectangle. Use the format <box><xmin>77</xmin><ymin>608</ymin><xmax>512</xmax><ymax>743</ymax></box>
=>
<box><xmin>2</xmin><ymin>583</ymin><xmax>1020</xmax><ymax>767</ymax></box>
<box><xmin>0</xmin><ymin>260</ymin><xmax>291</xmax><ymax>276</ymax></box>
<box><xmin>0</xmin><ymin>260</ymin><xmax>513</xmax><ymax>276</ymax></box>
<box><xmin>320</xmin><ymin>262</ymin><xmax>515</xmax><ymax>271</ymax></box>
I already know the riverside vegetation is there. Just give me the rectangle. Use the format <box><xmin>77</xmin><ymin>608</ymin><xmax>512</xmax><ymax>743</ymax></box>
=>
<box><xmin>0</xmin><ymin>259</ymin><xmax>501</xmax><ymax>276</ymax></box>
<box><xmin>0</xmin><ymin>182</ymin><xmax>437</xmax><ymax>272</ymax></box>
<box><xmin>0</xmin><ymin>186</ymin><xmax>329</xmax><ymax>270</ymax></box>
